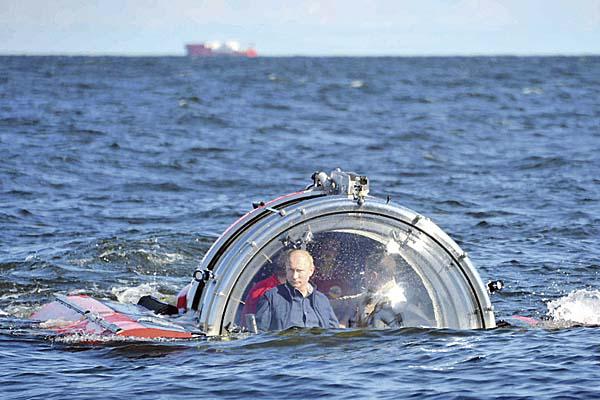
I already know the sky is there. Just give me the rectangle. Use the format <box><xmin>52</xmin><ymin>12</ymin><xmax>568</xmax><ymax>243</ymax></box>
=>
<box><xmin>1</xmin><ymin>0</ymin><xmax>599</xmax><ymax>56</ymax></box>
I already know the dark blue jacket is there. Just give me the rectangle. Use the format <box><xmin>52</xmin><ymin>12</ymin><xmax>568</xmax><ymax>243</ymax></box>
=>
<box><xmin>255</xmin><ymin>283</ymin><xmax>339</xmax><ymax>331</ymax></box>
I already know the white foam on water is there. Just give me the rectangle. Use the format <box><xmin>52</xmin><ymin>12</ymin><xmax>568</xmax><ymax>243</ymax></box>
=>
<box><xmin>111</xmin><ymin>283</ymin><xmax>171</xmax><ymax>304</ymax></box>
<box><xmin>522</xmin><ymin>86</ymin><xmax>544</xmax><ymax>95</ymax></box>
<box><xmin>51</xmin><ymin>332</ymin><xmax>197</xmax><ymax>344</ymax></box>
<box><xmin>5</xmin><ymin>304</ymin><xmax>41</xmax><ymax>319</ymax></box>
<box><xmin>136</xmin><ymin>249</ymin><xmax>185</xmax><ymax>264</ymax></box>
<box><xmin>546</xmin><ymin>289</ymin><xmax>600</xmax><ymax>325</ymax></box>
<box><xmin>97</xmin><ymin>247</ymin><xmax>184</xmax><ymax>266</ymax></box>
<box><xmin>52</xmin><ymin>333</ymin><xmax>160</xmax><ymax>344</ymax></box>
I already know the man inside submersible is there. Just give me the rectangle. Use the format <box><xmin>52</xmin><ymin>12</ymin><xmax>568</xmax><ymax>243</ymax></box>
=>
<box><xmin>255</xmin><ymin>249</ymin><xmax>340</xmax><ymax>331</ymax></box>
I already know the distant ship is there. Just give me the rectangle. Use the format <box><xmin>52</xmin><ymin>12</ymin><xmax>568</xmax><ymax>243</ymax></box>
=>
<box><xmin>185</xmin><ymin>40</ymin><xmax>257</xmax><ymax>57</ymax></box>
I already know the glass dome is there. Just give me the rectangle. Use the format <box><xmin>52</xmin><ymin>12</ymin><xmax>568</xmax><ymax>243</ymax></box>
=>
<box><xmin>186</xmin><ymin>171</ymin><xmax>495</xmax><ymax>335</ymax></box>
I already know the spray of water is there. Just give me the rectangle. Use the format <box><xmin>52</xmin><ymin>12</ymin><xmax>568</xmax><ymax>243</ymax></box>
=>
<box><xmin>546</xmin><ymin>289</ymin><xmax>600</xmax><ymax>326</ymax></box>
<box><xmin>111</xmin><ymin>283</ymin><xmax>170</xmax><ymax>304</ymax></box>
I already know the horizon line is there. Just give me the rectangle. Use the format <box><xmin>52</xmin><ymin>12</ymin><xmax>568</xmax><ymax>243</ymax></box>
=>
<box><xmin>1</xmin><ymin>51</ymin><xmax>599</xmax><ymax>58</ymax></box>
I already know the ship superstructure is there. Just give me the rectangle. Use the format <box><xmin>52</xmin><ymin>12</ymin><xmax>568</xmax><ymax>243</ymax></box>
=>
<box><xmin>185</xmin><ymin>40</ymin><xmax>257</xmax><ymax>57</ymax></box>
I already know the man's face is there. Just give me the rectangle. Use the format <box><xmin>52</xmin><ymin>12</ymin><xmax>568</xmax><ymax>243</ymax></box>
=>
<box><xmin>286</xmin><ymin>251</ymin><xmax>314</xmax><ymax>292</ymax></box>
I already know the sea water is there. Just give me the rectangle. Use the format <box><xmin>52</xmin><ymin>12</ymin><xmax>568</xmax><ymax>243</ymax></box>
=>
<box><xmin>1</xmin><ymin>56</ymin><xmax>599</xmax><ymax>399</ymax></box>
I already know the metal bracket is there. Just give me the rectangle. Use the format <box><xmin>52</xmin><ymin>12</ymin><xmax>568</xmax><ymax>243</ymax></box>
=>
<box><xmin>193</xmin><ymin>269</ymin><xmax>215</xmax><ymax>283</ymax></box>
<box><xmin>251</xmin><ymin>201</ymin><xmax>287</xmax><ymax>216</ymax></box>
<box><xmin>310</xmin><ymin>169</ymin><xmax>369</xmax><ymax>205</ymax></box>
<box><xmin>280</xmin><ymin>227</ymin><xmax>313</xmax><ymax>250</ymax></box>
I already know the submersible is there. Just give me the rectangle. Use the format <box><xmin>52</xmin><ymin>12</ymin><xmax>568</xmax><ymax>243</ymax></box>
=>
<box><xmin>185</xmin><ymin>169</ymin><xmax>496</xmax><ymax>335</ymax></box>
<box><xmin>32</xmin><ymin>169</ymin><xmax>496</xmax><ymax>338</ymax></box>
